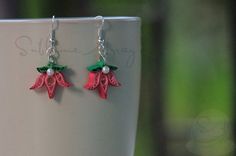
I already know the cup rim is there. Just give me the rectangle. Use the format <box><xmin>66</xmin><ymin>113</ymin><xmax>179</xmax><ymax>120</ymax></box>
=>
<box><xmin>0</xmin><ymin>16</ymin><xmax>141</xmax><ymax>23</ymax></box>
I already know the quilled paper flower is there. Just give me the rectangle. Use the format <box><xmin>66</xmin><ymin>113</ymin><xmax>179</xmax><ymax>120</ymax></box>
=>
<box><xmin>84</xmin><ymin>60</ymin><xmax>121</xmax><ymax>99</ymax></box>
<box><xmin>30</xmin><ymin>62</ymin><xmax>71</xmax><ymax>99</ymax></box>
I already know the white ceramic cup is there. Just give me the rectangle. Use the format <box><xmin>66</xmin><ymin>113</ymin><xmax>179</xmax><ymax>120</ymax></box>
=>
<box><xmin>0</xmin><ymin>17</ymin><xmax>141</xmax><ymax>156</ymax></box>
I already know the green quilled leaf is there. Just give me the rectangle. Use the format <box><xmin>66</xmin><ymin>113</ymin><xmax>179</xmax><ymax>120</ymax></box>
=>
<box><xmin>87</xmin><ymin>60</ymin><xmax>118</xmax><ymax>71</ymax></box>
<box><xmin>51</xmin><ymin>65</ymin><xmax>67</xmax><ymax>71</ymax></box>
<box><xmin>37</xmin><ymin>66</ymin><xmax>48</xmax><ymax>73</ymax></box>
<box><xmin>108</xmin><ymin>65</ymin><xmax>118</xmax><ymax>71</ymax></box>
<box><xmin>36</xmin><ymin>63</ymin><xmax>67</xmax><ymax>73</ymax></box>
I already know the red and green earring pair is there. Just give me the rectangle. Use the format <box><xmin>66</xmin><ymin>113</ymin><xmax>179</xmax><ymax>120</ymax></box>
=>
<box><xmin>30</xmin><ymin>16</ymin><xmax>120</xmax><ymax>99</ymax></box>
<box><xmin>30</xmin><ymin>60</ymin><xmax>121</xmax><ymax>99</ymax></box>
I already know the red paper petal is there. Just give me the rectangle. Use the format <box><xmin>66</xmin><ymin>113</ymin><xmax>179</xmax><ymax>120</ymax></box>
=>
<box><xmin>98</xmin><ymin>74</ymin><xmax>109</xmax><ymax>99</ymax></box>
<box><xmin>84</xmin><ymin>71</ymin><xmax>101</xmax><ymax>90</ymax></box>
<box><xmin>55</xmin><ymin>72</ymin><xmax>71</xmax><ymax>87</ymax></box>
<box><xmin>108</xmin><ymin>71</ymin><xmax>121</xmax><ymax>87</ymax></box>
<box><xmin>44</xmin><ymin>75</ymin><xmax>57</xmax><ymax>99</ymax></box>
<box><xmin>30</xmin><ymin>73</ymin><xmax>46</xmax><ymax>89</ymax></box>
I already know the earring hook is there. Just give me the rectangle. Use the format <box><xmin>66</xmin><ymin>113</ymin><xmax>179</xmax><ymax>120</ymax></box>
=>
<box><xmin>47</xmin><ymin>15</ymin><xmax>58</xmax><ymax>63</ymax></box>
<box><xmin>50</xmin><ymin>15</ymin><xmax>56</xmax><ymax>47</ymax></box>
<box><xmin>95</xmin><ymin>16</ymin><xmax>107</xmax><ymax>63</ymax></box>
<box><xmin>95</xmin><ymin>16</ymin><xmax>104</xmax><ymax>39</ymax></box>
<box><xmin>52</xmin><ymin>15</ymin><xmax>55</xmax><ymax>30</ymax></box>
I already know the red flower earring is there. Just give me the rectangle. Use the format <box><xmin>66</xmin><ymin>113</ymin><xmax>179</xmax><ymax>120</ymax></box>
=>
<box><xmin>30</xmin><ymin>16</ymin><xmax>71</xmax><ymax>99</ymax></box>
<box><xmin>84</xmin><ymin>16</ymin><xmax>121</xmax><ymax>99</ymax></box>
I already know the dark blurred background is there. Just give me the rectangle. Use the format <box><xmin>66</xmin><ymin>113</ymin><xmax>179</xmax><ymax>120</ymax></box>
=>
<box><xmin>2</xmin><ymin>0</ymin><xmax>236</xmax><ymax>155</ymax></box>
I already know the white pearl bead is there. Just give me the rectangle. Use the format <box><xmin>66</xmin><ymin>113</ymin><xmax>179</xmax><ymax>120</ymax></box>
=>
<box><xmin>102</xmin><ymin>66</ymin><xmax>110</xmax><ymax>74</ymax></box>
<box><xmin>47</xmin><ymin>68</ymin><xmax>54</xmax><ymax>76</ymax></box>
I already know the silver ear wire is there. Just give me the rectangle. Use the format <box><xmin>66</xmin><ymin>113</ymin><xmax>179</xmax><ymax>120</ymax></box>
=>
<box><xmin>52</xmin><ymin>15</ymin><xmax>55</xmax><ymax>30</ymax></box>
<box><xmin>96</xmin><ymin>16</ymin><xmax>104</xmax><ymax>39</ymax></box>
<box><xmin>95</xmin><ymin>16</ymin><xmax>107</xmax><ymax>63</ymax></box>
<box><xmin>47</xmin><ymin>15</ymin><xmax>58</xmax><ymax>63</ymax></box>
<box><xmin>50</xmin><ymin>15</ymin><xmax>56</xmax><ymax>48</ymax></box>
